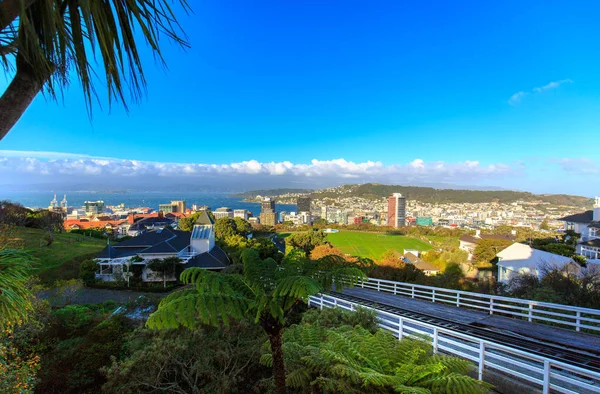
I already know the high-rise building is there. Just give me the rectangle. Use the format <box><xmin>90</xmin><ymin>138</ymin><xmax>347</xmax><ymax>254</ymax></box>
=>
<box><xmin>296</xmin><ymin>197</ymin><xmax>311</xmax><ymax>213</ymax></box>
<box><xmin>261</xmin><ymin>197</ymin><xmax>275</xmax><ymax>212</ymax></box>
<box><xmin>259</xmin><ymin>197</ymin><xmax>277</xmax><ymax>226</ymax></box>
<box><xmin>83</xmin><ymin>200</ymin><xmax>105</xmax><ymax>215</ymax></box>
<box><xmin>214</xmin><ymin>207</ymin><xmax>234</xmax><ymax>219</ymax></box>
<box><xmin>159</xmin><ymin>203</ymin><xmax>176</xmax><ymax>213</ymax></box>
<box><xmin>387</xmin><ymin>193</ymin><xmax>406</xmax><ymax>228</ymax></box>
<box><xmin>260</xmin><ymin>212</ymin><xmax>277</xmax><ymax>226</ymax></box>
<box><xmin>171</xmin><ymin>200</ymin><xmax>186</xmax><ymax>213</ymax></box>
<box><xmin>159</xmin><ymin>200</ymin><xmax>186</xmax><ymax>213</ymax></box>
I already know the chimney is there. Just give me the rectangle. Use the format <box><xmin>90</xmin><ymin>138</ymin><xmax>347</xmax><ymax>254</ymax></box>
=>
<box><xmin>128</xmin><ymin>214</ymin><xmax>135</xmax><ymax>224</ymax></box>
<box><xmin>158</xmin><ymin>211</ymin><xmax>164</xmax><ymax>218</ymax></box>
<box><xmin>594</xmin><ymin>197</ymin><xmax>600</xmax><ymax>222</ymax></box>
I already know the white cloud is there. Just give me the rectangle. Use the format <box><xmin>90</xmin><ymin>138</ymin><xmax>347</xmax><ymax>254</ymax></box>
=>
<box><xmin>533</xmin><ymin>79</ymin><xmax>573</xmax><ymax>93</ymax></box>
<box><xmin>508</xmin><ymin>91</ymin><xmax>528</xmax><ymax>106</ymax></box>
<box><xmin>508</xmin><ymin>79</ymin><xmax>573</xmax><ymax>105</ymax></box>
<box><xmin>0</xmin><ymin>150</ymin><xmax>518</xmax><ymax>189</ymax></box>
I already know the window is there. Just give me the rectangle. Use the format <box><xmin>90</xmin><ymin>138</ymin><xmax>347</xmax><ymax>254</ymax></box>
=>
<box><xmin>581</xmin><ymin>246</ymin><xmax>599</xmax><ymax>260</ymax></box>
<box><xmin>591</xmin><ymin>228</ymin><xmax>598</xmax><ymax>238</ymax></box>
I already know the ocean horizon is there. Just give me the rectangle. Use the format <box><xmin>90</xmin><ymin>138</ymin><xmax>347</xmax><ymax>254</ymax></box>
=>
<box><xmin>2</xmin><ymin>191</ymin><xmax>298</xmax><ymax>218</ymax></box>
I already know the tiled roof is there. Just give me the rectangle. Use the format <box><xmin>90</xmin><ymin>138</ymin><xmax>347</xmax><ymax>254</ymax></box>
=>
<box><xmin>186</xmin><ymin>245</ymin><xmax>230</xmax><ymax>269</ymax></box>
<box><xmin>580</xmin><ymin>239</ymin><xmax>600</xmax><ymax>248</ymax></box>
<box><xmin>64</xmin><ymin>219</ymin><xmax>126</xmax><ymax>230</ymax></box>
<box><xmin>588</xmin><ymin>221</ymin><xmax>600</xmax><ymax>229</ymax></box>
<box><xmin>96</xmin><ymin>245</ymin><xmax>144</xmax><ymax>259</ymax></box>
<box><xmin>459</xmin><ymin>235</ymin><xmax>479</xmax><ymax>244</ymax></box>
<box><xmin>195</xmin><ymin>211</ymin><xmax>214</xmax><ymax>225</ymax></box>
<box><xmin>559</xmin><ymin>210</ymin><xmax>594</xmax><ymax>224</ymax></box>
<box><xmin>412</xmin><ymin>260</ymin><xmax>440</xmax><ymax>272</ymax></box>
<box><xmin>459</xmin><ymin>234</ymin><xmax>515</xmax><ymax>244</ymax></box>
<box><xmin>117</xmin><ymin>228</ymin><xmax>177</xmax><ymax>247</ymax></box>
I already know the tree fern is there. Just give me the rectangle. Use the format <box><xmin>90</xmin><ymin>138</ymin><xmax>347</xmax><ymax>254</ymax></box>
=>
<box><xmin>267</xmin><ymin>323</ymin><xmax>492</xmax><ymax>394</ymax></box>
<box><xmin>147</xmin><ymin>245</ymin><xmax>366</xmax><ymax>394</ymax></box>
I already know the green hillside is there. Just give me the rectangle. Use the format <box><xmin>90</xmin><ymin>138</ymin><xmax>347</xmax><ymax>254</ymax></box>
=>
<box><xmin>312</xmin><ymin>183</ymin><xmax>591</xmax><ymax>207</ymax></box>
<box><xmin>14</xmin><ymin>227</ymin><xmax>105</xmax><ymax>283</ymax></box>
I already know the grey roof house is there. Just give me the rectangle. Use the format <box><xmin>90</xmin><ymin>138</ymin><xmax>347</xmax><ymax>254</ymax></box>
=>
<box><xmin>95</xmin><ymin>212</ymin><xmax>229</xmax><ymax>283</ymax></box>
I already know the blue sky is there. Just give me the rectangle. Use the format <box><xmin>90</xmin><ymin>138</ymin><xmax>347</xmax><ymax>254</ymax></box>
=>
<box><xmin>1</xmin><ymin>0</ymin><xmax>599</xmax><ymax>195</ymax></box>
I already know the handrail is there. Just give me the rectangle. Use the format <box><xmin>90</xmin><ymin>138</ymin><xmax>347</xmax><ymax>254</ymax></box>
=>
<box><xmin>309</xmin><ymin>293</ymin><xmax>600</xmax><ymax>394</ymax></box>
<box><xmin>357</xmin><ymin>277</ymin><xmax>600</xmax><ymax>333</ymax></box>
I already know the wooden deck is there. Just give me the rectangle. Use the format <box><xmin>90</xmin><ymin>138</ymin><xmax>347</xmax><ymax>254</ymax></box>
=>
<box><xmin>340</xmin><ymin>287</ymin><xmax>600</xmax><ymax>353</ymax></box>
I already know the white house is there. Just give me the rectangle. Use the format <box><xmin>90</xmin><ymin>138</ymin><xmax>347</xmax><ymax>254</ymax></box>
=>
<box><xmin>496</xmin><ymin>243</ymin><xmax>577</xmax><ymax>283</ymax></box>
<box><xmin>95</xmin><ymin>211</ymin><xmax>229</xmax><ymax>283</ymax></box>
<box><xmin>559</xmin><ymin>197</ymin><xmax>600</xmax><ymax>264</ymax></box>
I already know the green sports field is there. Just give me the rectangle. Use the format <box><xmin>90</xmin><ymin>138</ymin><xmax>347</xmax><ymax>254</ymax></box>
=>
<box><xmin>326</xmin><ymin>231</ymin><xmax>432</xmax><ymax>260</ymax></box>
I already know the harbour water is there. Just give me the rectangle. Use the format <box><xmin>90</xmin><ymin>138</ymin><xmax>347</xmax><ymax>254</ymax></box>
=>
<box><xmin>2</xmin><ymin>191</ymin><xmax>297</xmax><ymax>218</ymax></box>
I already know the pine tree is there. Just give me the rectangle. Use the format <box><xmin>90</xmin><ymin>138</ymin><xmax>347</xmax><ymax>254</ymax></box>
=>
<box><xmin>147</xmin><ymin>249</ymin><xmax>366</xmax><ymax>394</ymax></box>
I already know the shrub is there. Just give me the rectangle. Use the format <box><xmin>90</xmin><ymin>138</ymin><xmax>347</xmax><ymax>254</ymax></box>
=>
<box><xmin>300</xmin><ymin>306</ymin><xmax>379</xmax><ymax>333</ymax></box>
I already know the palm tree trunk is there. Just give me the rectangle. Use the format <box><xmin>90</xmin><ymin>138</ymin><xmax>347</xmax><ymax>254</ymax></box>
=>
<box><xmin>267</xmin><ymin>325</ymin><xmax>286</xmax><ymax>394</ymax></box>
<box><xmin>0</xmin><ymin>67</ymin><xmax>42</xmax><ymax>141</ymax></box>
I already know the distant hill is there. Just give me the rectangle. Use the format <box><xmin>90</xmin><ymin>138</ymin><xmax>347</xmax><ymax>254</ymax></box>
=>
<box><xmin>311</xmin><ymin>183</ymin><xmax>592</xmax><ymax>207</ymax></box>
<box><xmin>230</xmin><ymin>188</ymin><xmax>313</xmax><ymax>199</ymax></box>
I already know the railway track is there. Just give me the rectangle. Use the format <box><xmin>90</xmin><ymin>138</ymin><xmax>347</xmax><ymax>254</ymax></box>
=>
<box><xmin>329</xmin><ymin>291</ymin><xmax>600</xmax><ymax>373</ymax></box>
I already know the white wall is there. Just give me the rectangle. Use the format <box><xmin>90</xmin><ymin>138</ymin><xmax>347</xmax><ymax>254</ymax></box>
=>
<box><xmin>191</xmin><ymin>238</ymin><xmax>210</xmax><ymax>254</ymax></box>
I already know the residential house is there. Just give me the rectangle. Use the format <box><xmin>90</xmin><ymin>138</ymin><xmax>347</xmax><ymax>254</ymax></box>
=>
<box><xmin>126</xmin><ymin>212</ymin><xmax>176</xmax><ymax>237</ymax></box>
<box><xmin>559</xmin><ymin>197</ymin><xmax>600</xmax><ymax>263</ymax></box>
<box><xmin>95</xmin><ymin>211</ymin><xmax>229</xmax><ymax>283</ymax></box>
<box><xmin>459</xmin><ymin>230</ymin><xmax>517</xmax><ymax>260</ymax></box>
<box><xmin>401</xmin><ymin>252</ymin><xmax>440</xmax><ymax>276</ymax></box>
<box><xmin>496</xmin><ymin>243</ymin><xmax>577</xmax><ymax>283</ymax></box>
<box><xmin>64</xmin><ymin>218</ymin><xmax>128</xmax><ymax>237</ymax></box>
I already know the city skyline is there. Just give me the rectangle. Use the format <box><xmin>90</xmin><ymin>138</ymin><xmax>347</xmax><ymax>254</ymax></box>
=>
<box><xmin>1</xmin><ymin>1</ymin><xmax>599</xmax><ymax>195</ymax></box>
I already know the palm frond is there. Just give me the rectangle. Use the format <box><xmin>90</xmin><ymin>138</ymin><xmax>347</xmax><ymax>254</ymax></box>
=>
<box><xmin>2</xmin><ymin>0</ymin><xmax>190</xmax><ymax>114</ymax></box>
<box><xmin>0</xmin><ymin>249</ymin><xmax>36</xmax><ymax>330</ymax></box>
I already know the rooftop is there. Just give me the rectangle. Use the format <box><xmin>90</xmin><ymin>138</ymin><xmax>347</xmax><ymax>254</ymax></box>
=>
<box><xmin>559</xmin><ymin>210</ymin><xmax>594</xmax><ymax>224</ymax></box>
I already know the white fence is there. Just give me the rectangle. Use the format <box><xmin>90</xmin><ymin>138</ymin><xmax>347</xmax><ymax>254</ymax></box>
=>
<box><xmin>357</xmin><ymin>277</ymin><xmax>600</xmax><ymax>333</ymax></box>
<box><xmin>309</xmin><ymin>293</ymin><xmax>600</xmax><ymax>394</ymax></box>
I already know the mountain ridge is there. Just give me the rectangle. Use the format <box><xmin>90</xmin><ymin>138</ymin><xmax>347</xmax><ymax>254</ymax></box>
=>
<box><xmin>234</xmin><ymin>183</ymin><xmax>592</xmax><ymax>207</ymax></box>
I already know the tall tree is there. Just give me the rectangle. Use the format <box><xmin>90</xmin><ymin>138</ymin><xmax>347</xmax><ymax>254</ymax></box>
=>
<box><xmin>214</xmin><ymin>217</ymin><xmax>237</xmax><ymax>239</ymax></box>
<box><xmin>285</xmin><ymin>230</ymin><xmax>328</xmax><ymax>255</ymax></box>
<box><xmin>147</xmin><ymin>249</ymin><xmax>366</xmax><ymax>394</ymax></box>
<box><xmin>0</xmin><ymin>0</ymin><xmax>189</xmax><ymax>140</ymax></box>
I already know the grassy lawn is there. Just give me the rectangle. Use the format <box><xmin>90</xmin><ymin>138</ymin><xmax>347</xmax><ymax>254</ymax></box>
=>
<box><xmin>326</xmin><ymin>231</ymin><xmax>432</xmax><ymax>260</ymax></box>
<box><xmin>14</xmin><ymin>227</ymin><xmax>106</xmax><ymax>284</ymax></box>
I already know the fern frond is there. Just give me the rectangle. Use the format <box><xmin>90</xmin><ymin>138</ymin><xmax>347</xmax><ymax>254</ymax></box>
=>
<box><xmin>147</xmin><ymin>291</ymin><xmax>249</xmax><ymax>330</ymax></box>
<box><xmin>285</xmin><ymin>368</ymin><xmax>312</xmax><ymax>388</ymax></box>
<box><xmin>273</xmin><ymin>276</ymin><xmax>322</xmax><ymax>299</ymax></box>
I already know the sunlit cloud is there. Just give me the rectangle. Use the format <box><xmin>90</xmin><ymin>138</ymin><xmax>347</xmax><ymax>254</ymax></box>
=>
<box><xmin>0</xmin><ymin>150</ymin><xmax>518</xmax><ymax>190</ymax></box>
